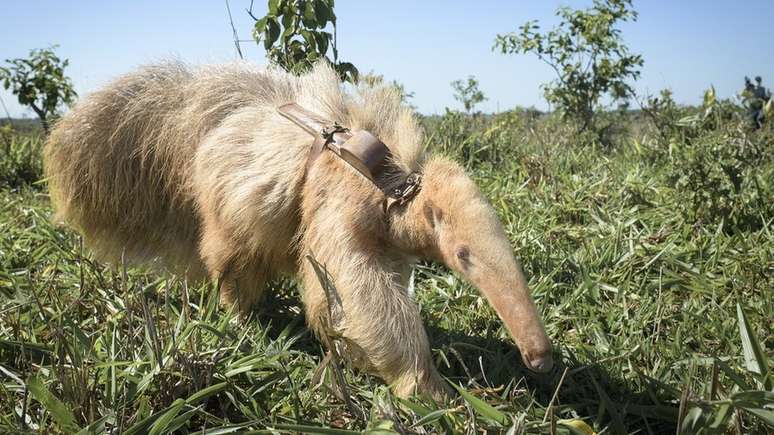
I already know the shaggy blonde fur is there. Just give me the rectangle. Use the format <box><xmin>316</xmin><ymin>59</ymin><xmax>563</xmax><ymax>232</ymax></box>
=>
<box><xmin>45</xmin><ymin>61</ymin><xmax>552</xmax><ymax>399</ymax></box>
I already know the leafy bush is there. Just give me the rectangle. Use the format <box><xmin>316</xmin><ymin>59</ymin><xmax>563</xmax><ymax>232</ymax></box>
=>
<box><xmin>654</xmin><ymin>89</ymin><xmax>774</xmax><ymax>229</ymax></box>
<box><xmin>426</xmin><ymin>109</ymin><xmax>532</xmax><ymax>169</ymax></box>
<box><xmin>638</xmin><ymin>89</ymin><xmax>691</xmax><ymax>157</ymax></box>
<box><xmin>670</xmin><ymin>127</ymin><xmax>770</xmax><ymax>230</ymax></box>
<box><xmin>0</xmin><ymin>133</ymin><xmax>44</xmax><ymax>188</ymax></box>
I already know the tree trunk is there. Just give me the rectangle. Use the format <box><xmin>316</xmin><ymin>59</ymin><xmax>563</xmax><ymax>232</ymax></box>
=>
<box><xmin>30</xmin><ymin>103</ymin><xmax>48</xmax><ymax>135</ymax></box>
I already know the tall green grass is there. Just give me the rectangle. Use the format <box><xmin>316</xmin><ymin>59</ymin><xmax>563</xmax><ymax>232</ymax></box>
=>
<box><xmin>0</xmin><ymin>132</ymin><xmax>44</xmax><ymax>188</ymax></box>
<box><xmin>0</xmin><ymin>109</ymin><xmax>772</xmax><ymax>434</ymax></box>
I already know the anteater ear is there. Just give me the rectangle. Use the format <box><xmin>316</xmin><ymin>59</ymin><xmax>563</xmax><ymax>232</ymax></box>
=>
<box><xmin>423</xmin><ymin>200</ymin><xmax>443</xmax><ymax>229</ymax></box>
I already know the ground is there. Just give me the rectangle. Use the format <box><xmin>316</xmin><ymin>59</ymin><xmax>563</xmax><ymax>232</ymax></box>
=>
<box><xmin>0</xmin><ymin>105</ymin><xmax>772</xmax><ymax>434</ymax></box>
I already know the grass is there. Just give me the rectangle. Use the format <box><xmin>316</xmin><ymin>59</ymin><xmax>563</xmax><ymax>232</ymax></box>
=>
<box><xmin>0</xmin><ymin>108</ymin><xmax>772</xmax><ymax>434</ymax></box>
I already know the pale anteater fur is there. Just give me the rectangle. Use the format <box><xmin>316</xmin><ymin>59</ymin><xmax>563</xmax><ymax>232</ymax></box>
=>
<box><xmin>45</xmin><ymin>61</ymin><xmax>553</xmax><ymax>398</ymax></box>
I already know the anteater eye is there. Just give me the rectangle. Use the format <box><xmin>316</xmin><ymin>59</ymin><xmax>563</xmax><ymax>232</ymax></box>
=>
<box><xmin>455</xmin><ymin>246</ymin><xmax>470</xmax><ymax>262</ymax></box>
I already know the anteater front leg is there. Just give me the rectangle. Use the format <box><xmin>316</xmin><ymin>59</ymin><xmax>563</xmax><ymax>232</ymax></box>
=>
<box><xmin>198</xmin><ymin>215</ymin><xmax>268</xmax><ymax>315</ymax></box>
<box><xmin>300</xmin><ymin>249</ymin><xmax>447</xmax><ymax>400</ymax></box>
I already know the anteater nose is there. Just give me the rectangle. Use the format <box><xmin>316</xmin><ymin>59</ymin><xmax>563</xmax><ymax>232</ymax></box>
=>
<box><xmin>527</xmin><ymin>354</ymin><xmax>554</xmax><ymax>373</ymax></box>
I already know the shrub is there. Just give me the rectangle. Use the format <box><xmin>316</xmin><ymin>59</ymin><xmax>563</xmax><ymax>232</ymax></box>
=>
<box><xmin>664</xmin><ymin>89</ymin><xmax>773</xmax><ymax>229</ymax></box>
<box><xmin>0</xmin><ymin>133</ymin><xmax>44</xmax><ymax>188</ymax></box>
<box><xmin>427</xmin><ymin>109</ymin><xmax>527</xmax><ymax>169</ymax></box>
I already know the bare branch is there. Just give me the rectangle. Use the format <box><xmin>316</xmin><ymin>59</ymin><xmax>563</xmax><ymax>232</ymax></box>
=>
<box><xmin>224</xmin><ymin>0</ymin><xmax>244</xmax><ymax>60</ymax></box>
<box><xmin>246</xmin><ymin>0</ymin><xmax>260</xmax><ymax>21</ymax></box>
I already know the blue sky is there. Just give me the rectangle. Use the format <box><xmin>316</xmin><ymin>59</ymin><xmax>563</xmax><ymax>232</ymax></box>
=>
<box><xmin>1</xmin><ymin>1</ymin><xmax>772</xmax><ymax>116</ymax></box>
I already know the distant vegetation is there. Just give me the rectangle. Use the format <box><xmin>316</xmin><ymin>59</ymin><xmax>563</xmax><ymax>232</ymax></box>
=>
<box><xmin>451</xmin><ymin>76</ymin><xmax>487</xmax><ymax>116</ymax></box>
<box><xmin>360</xmin><ymin>71</ymin><xmax>416</xmax><ymax>109</ymax></box>
<box><xmin>0</xmin><ymin>1</ymin><xmax>771</xmax><ymax>433</ymax></box>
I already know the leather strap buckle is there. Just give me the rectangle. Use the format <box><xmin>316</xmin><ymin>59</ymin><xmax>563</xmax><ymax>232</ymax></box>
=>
<box><xmin>278</xmin><ymin>102</ymin><xmax>422</xmax><ymax>211</ymax></box>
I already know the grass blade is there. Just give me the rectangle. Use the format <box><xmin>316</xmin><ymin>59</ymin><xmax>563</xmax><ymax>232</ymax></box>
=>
<box><xmin>186</xmin><ymin>381</ymin><xmax>229</xmax><ymax>405</ymax></box>
<box><xmin>148</xmin><ymin>398</ymin><xmax>186</xmax><ymax>435</ymax></box>
<box><xmin>451</xmin><ymin>382</ymin><xmax>509</xmax><ymax>426</ymax></box>
<box><xmin>557</xmin><ymin>419</ymin><xmax>597</xmax><ymax>435</ymax></box>
<box><xmin>740</xmin><ymin>408</ymin><xmax>774</xmax><ymax>427</ymax></box>
<box><xmin>26</xmin><ymin>375</ymin><xmax>80</xmax><ymax>433</ymax></box>
<box><xmin>411</xmin><ymin>408</ymin><xmax>450</xmax><ymax>427</ymax></box>
<box><xmin>736</xmin><ymin>303</ymin><xmax>771</xmax><ymax>389</ymax></box>
<box><xmin>273</xmin><ymin>423</ymin><xmax>360</xmax><ymax>434</ymax></box>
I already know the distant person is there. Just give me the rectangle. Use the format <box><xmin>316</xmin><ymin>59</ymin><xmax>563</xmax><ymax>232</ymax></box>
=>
<box><xmin>744</xmin><ymin>76</ymin><xmax>770</xmax><ymax>129</ymax></box>
<box><xmin>745</xmin><ymin>76</ymin><xmax>754</xmax><ymax>93</ymax></box>
<box><xmin>753</xmin><ymin>76</ymin><xmax>771</xmax><ymax>101</ymax></box>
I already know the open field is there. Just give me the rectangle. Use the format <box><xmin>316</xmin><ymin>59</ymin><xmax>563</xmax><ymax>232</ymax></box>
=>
<box><xmin>0</xmin><ymin>104</ymin><xmax>772</xmax><ymax>433</ymax></box>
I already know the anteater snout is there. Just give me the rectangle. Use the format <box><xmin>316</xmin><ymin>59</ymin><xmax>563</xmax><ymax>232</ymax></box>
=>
<box><xmin>526</xmin><ymin>353</ymin><xmax>554</xmax><ymax>373</ymax></box>
<box><xmin>520</xmin><ymin>341</ymin><xmax>554</xmax><ymax>373</ymax></box>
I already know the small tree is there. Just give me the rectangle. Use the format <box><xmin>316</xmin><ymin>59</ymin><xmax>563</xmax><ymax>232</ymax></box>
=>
<box><xmin>451</xmin><ymin>76</ymin><xmax>486</xmax><ymax>115</ymax></box>
<box><xmin>250</xmin><ymin>0</ymin><xmax>358</xmax><ymax>82</ymax></box>
<box><xmin>0</xmin><ymin>47</ymin><xmax>77</xmax><ymax>134</ymax></box>
<box><xmin>493</xmin><ymin>0</ymin><xmax>642</xmax><ymax>133</ymax></box>
<box><xmin>359</xmin><ymin>72</ymin><xmax>415</xmax><ymax>108</ymax></box>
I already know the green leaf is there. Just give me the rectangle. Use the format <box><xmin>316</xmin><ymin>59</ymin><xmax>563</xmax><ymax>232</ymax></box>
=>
<box><xmin>26</xmin><ymin>376</ymin><xmax>80</xmax><ymax>433</ymax></box>
<box><xmin>737</xmin><ymin>303</ymin><xmax>771</xmax><ymax>389</ymax></box>
<box><xmin>557</xmin><ymin>419</ymin><xmax>597</xmax><ymax>435</ymax></box>
<box><xmin>731</xmin><ymin>390</ymin><xmax>774</xmax><ymax>406</ymax></box>
<box><xmin>589</xmin><ymin>375</ymin><xmax>626</xmax><ymax>435</ymax></box>
<box><xmin>450</xmin><ymin>382</ymin><xmax>509</xmax><ymax>425</ymax></box>
<box><xmin>365</xmin><ymin>419</ymin><xmax>396</xmax><ymax>434</ymax></box>
<box><xmin>148</xmin><ymin>398</ymin><xmax>186</xmax><ymax>435</ymax></box>
<box><xmin>302</xmin><ymin>0</ymin><xmax>318</xmax><ymax>27</ymax></box>
<box><xmin>336</xmin><ymin>61</ymin><xmax>359</xmax><ymax>83</ymax></box>
<box><xmin>75</xmin><ymin>415</ymin><xmax>112</xmax><ymax>435</ymax></box>
<box><xmin>185</xmin><ymin>381</ymin><xmax>229</xmax><ymax>405</ymax></box>
<box><xmin>708</xmin><ymin>403</ymin><xmax>733</xmax><ymax>429</ymax></box>
<box><xmin>412</xmin><ymin>408</ymin><xmax>449</xmax><ymax>427</ymax></box>
<box><xmin>703</xmin><ymin>86</ymin><xmax>716</xmax><ymax>107</ymax></box>
<box><xmin>680</xmin><ymin>406</ymin><xmax>705</xmax><ymax>433</ymax></box>
<box><xmin>0</xmin><ymin>339</ymin><xmax>53</xmax><ymax>359</ymax></box>
<box><xmin>123</xmin><ymin>399</ymin><xmax>182</xmax><ymax>435</ymax></box>
<box><xmin>273</xmin><ymin>423</ymin><xmax>360</xmax><ymax>434</ymax></box>
<box><xmin>281</xmin><ymin>21</ymin><xmax>296</xmax><ymax>42</ymax></box>
<box><xmin>740</xmin><ymin>408</ymin><xmax>774</xmax><ymax>427</ymax></box>
<box><xmin>396</xmin><ymin>397</ymin><xmax>434</xmax><ymax>417</ymax></box>
<box><xmin>299</xmin><ymin>29</ymin><xmax>315</xmax><ymax>47</ymax></box>
<box><xmin>265</xmin><ymin>17</ymin><xmax>281</xmax><ymax>50</ymax></box>
<box><xmin>281</xmin><ymin>10</ymin><xmax>297</xmax><ymax>37</ymax></box>
<box><xmin>268</xmin><ymin>0</ymin><xmax>280</xmax><ymax>15</ymax></box>
<box><xmin>199</xmin><ymin>424</ymin><xmax>257</xmax><ymax>434</ymax></box>
<box><xmin>253</xmin><ymin>17</ymin><xmax>269</xmax><ymax>41</ymax></box>
<box><xmin>714</xmin><ymin>358</ymin><xmax>753</xmax><ymax>390</ymax></box>
<box><xmin>315</xmin><ymin>0</ymin><xmax>333</xmax><ymax>26</ymax></box>
<box><xmin>163</xmin><ymin>406</ymin><xmax>200</xmax><ymax>434</ymax></box>
<box><xmin>314</xmin><ymin>31</ymin><xmax>330</xmax><ymax>56</ymax></box>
